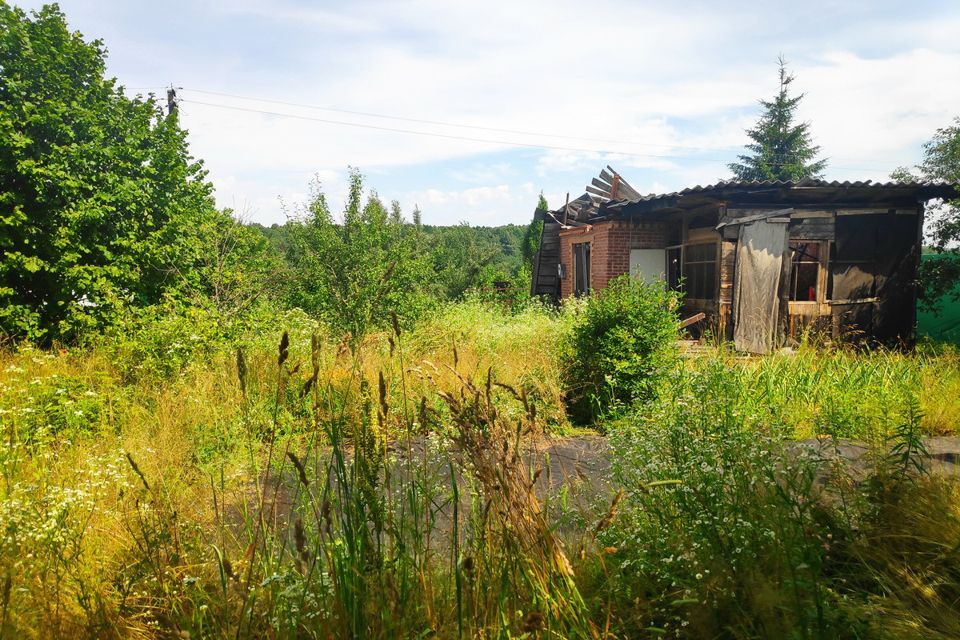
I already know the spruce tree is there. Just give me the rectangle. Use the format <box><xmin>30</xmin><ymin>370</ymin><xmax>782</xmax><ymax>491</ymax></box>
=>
<box><xmin>729</xmin><ymin>58</ymin><xmax>827</xmax><ymax>181</ymax></box>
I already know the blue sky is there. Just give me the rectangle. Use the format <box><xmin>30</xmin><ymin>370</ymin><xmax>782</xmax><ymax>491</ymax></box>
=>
<box><xmin>19</xmin><ymin>0</ymin><xmax>960</xmax><ymax>226</ymax></box>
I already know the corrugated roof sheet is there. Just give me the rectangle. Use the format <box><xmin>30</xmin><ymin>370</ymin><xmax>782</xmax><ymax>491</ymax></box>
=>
<box><xmin>606</xmin><ymin>178</ymin><xmax>958</xmax><ymax>208</ymax></box>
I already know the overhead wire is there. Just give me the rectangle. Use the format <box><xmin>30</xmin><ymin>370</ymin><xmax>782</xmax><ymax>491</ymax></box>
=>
<box><xmin>182</xmin><ymin>87</ymin><xmax>738</xmax><ymax>153</ymax></box>
<box><xmin>175</xmin><ymin>89</ymin><xmax>897</xmax><ymax>173</ymax></box>
<box><xmin>179</xmin><ymin>97</ymin><xmax>892</xmax><ymax>173</ymax></box>
<box><xmin>180</xmin><ymin>98</ymin><xmax>700</xmax><ymax>161</ymax></box>
<box><xmin>178</xmin><ymin>88</ymin><xmax>897</xmax><ymax>171</ymax></box>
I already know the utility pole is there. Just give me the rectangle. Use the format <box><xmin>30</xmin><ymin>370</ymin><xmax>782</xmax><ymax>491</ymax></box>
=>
<box><xmin>166</xmin><ymin>86</ymin><xmax>178</xmax><ymax>115</ymax></box>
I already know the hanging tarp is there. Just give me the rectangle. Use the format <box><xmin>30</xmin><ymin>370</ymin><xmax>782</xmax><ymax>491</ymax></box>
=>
<box><xmin>733</xmin><ymin>219</ymin><xmax>790</xmax><ymax>354</ymax></box>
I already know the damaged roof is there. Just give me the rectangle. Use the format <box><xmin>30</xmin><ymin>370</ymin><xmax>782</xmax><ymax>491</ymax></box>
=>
<box><xmin>605</xmin><ymin>178</ymin><xmax>959</xmax><ymax>210</ymax></box>
<box><xmin>548</xmin><ymin>173</ymin><xmax>958</xmax><ymax>226</ymax></box>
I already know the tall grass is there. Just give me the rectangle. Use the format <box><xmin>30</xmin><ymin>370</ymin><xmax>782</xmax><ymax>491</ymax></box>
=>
<box><xmin>2</xmin><ymin>299</ymin><xmax>960</xmax><ymax>638</ymax></box>
<box><xmin>687</xmin><ymin>343</ymin><xmax>960</xmax><ymax>439</ymax></box>
<box><xmin>0</xmin><ymin>301</ymin><xmax>593</xmax><ymax>638</ymax></box>
<box><xmin>605</xmin><ymin>360</ymin><xmax>960</xmax><ymax>638</ymax></box>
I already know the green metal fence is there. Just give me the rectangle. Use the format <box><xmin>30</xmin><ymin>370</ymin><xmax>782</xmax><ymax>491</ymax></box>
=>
<box><xmin>918</xmin><ymin>254</ymin><xmax>960</xmax><ymax>344</ymax></box>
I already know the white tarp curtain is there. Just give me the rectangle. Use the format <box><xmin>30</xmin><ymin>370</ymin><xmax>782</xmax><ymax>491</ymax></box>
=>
<box><xmin>733</xmin><ymin>219</ymin><xmax>790</xmax><ymax>354</ymax></box>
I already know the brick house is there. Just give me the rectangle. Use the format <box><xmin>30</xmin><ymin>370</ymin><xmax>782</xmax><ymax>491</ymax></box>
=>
<box><xmin>530</xmin><ymin>167</ymin><xmax>957</xmax><ymax>352</ymax></box>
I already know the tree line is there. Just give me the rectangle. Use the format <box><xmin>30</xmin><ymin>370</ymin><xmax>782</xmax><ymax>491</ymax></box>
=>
<box><xmin>0</xmin><ymin>4</ymin><xmax>540</xmax><ymax>345</ymax></box>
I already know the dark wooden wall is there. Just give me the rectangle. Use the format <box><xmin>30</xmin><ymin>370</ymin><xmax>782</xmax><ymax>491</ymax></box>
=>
<box><xmin>531</xmin><ymin>220</ymin><xmax>561</xmax><ymax>300</ymax></box>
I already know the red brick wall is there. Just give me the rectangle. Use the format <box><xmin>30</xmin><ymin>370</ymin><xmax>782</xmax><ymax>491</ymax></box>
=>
<box><xmin>559</xmin><ymin>226</ymin><xmax>594</xmax><ymax>298</ymax></box>
<box><xmin>558</xmin><ymin>220</ymin><xmax>671</xmax><ymax>297</ymax></box>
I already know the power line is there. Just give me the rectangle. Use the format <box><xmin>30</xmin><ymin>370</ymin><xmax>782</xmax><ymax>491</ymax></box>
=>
<box><xmin>182</xmin><ymin>87</ymin><xmax>740</xmax><ymax>153</ymax></box>
<box><xmin>181</xmin><ymin>88</ymin><xmax>897</xmax><ymax>171</ymax></box>
<box><xmin>180</xmin><ymin>98</ymin><xmax>692</xmax><ymax>160</ymax></box>
<box><xmin>179</xmin><ymin>97</ymin><xmax>891</xmax><ymax>173</ymax></box>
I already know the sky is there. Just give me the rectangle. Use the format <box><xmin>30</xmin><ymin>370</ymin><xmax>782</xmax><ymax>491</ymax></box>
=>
<box><xmin>18</xmin><ymin>0</ymin><xmax>960</xmax><ymax>226</ymax></box>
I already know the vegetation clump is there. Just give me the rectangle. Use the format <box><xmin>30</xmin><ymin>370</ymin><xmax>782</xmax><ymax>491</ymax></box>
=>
<box><xmin>564</xmin><ymin>275</ymin><xmax>680</xmax><ymax>424</ymax></box>
<box><xmin>2</xmin><ymin>314</ymin><xmax>960</xmax><ymax>638</ymax></box>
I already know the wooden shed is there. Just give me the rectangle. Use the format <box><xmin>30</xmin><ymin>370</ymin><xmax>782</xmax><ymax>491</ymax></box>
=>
<box><xmin>531</xmin><ymin>168</ymin><xmax>957</xmax><ymax>352</ymax></box>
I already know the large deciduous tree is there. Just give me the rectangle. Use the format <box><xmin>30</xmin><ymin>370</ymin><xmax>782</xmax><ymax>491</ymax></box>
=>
<box><xmin>729</xmin><ymin>58</ymin><xmax>827</xmax><ymax>182</ymax></box>
<box><xmin>893</xmin><ymin>117</ymin><xmax>960</xmax><ymax>307</ymax></box>
<box><xmin>0</xmin><ymin>3</ymin><xmax>219</xmax><ymax>343</ymax></box>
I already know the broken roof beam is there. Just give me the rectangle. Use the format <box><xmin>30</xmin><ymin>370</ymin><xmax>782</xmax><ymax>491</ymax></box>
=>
<box><xmin>604</xmin><ymin>165</ymin><xmax>642</xmax><ymax>200</ymax></box>
<box><xmin>591</xmin><ymin>177</ymin><xmax>614</xmax><ymax>192</ymax></box>
<box><xmin>716</xmin><ymin>208</ymin><xmax>795</xmax><ymax>229</ymax></box>
<box><xmin>586</xmin><ymin>185</ymin><xmax>611</xmax><ymax>199</ymax></box>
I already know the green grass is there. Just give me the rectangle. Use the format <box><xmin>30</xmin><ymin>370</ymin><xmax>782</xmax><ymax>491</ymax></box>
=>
<box><xmin>2</xmin><ymin>300</ymin><xmax>960</xmax><ymax>638</ymax></box>
<box><xmin>686</xmin><ymin>343</ymin><xmax>960</xmax><ymax>439</ymax></box>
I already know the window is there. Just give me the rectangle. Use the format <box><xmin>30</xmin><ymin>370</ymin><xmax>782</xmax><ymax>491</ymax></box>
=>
<box><xmin>630</xmin><ymin>249</ymin><xmax>666</xmax><ymax>284</ymax></box>
<box><xmin>789</xmin><ymin>241</ymin><xmax>823</xmax><ymax>302</ymax></box>
<box><xmin>573</xmin><ymin>242</ymin><xmax>590</xmax><ymax>296</ymax></box>
<box><xmin>682</xmin><ymin>242</ymin><xmax>717</xmax><ymax>300</ymax></box>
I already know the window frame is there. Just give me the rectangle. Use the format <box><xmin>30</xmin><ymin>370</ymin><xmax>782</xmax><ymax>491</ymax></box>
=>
<box><xmin>788</xmin><ymin>239</ymin><xmax>830</xmax><ymax>305</ymax></box>
<box><xmin>679</xmin><ymin>241</ymin><xmax>719</xmax><ymax>302</ymax></box>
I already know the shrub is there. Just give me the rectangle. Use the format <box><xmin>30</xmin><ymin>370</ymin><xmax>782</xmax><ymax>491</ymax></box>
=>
<box><xmin>603</xmin><ymin>360</ymin><xmax>960</xmax><ymax>638</ymax></box>
<box><xmin>284</xmin><ymin>170</ymin><xmax>434</xmax><ymax>343</ymax></box>
<box><xmin>605</xmin><ymin>362</ymin><xmax>844</xmax><ymax>636</ymax></box>
<box><xmin>95</xmin><ymin>297</ymin><xmax>317</xmax><ymax>382</ymax></box>
<box><xmin>563</xmin><ymin>275</ymin><xmax>680</xmax><ymax>424</ymax></box>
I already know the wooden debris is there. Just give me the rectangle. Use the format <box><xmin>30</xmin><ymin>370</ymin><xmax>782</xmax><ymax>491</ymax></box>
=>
<box><xmin>679</xmin><ymin>312</ymin><xmax>706</xmax><ymax>329</ymax></box>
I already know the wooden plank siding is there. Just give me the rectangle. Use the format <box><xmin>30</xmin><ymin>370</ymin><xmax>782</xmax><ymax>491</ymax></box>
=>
<box><xmin>531</xmin><ymin>221</ymin><xmax>562</xmax><ymax>299</ymax></box>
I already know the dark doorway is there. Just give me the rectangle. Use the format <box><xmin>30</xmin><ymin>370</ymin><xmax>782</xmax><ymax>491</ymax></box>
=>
<box><xmin>574</xmin><ymin>242</ymin><xmax>591</xmax><ymax>296</ymax></box>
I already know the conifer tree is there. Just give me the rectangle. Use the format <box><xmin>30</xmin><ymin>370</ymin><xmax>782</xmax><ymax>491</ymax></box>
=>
<box><xmin>729</xmin><ymin>57</ymin><xmax>827</xmax><ymax>181</ymax></box>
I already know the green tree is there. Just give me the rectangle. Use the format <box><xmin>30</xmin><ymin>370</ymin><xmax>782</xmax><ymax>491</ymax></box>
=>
<box><xmin>185</xmin><ymin>213</ymin><xmax>286</xmax><ymax>317</ymax></box>
<box><xmin>521</xmin><ymin>193</ymin><xmax>548</xmax><ymax>270</ymax></box>
<box><xmin>729</xmin><ymin>58</ymin><xmax>827</xmax><ymax>181</ymax></box>
<box><xmin>286</xmin><ymin>169</ymin><xmax>431</xmax><ymax>341</ymax></box>
<box><xmin>0</xmin><ymin>3</ymin><xmax>219</xmax><ymax>343</ymax></box>
<box><xmin>417</xmin><ymin>223</ymin><xmax>525</xmax><ymax>300</ymax></box>
<box><xmin>893</xmin><ymin>117</ymin><xmax>960</xmax><ymax>306</ymax></box>
<box><xmin>429</xmin><ymin>223</ymin><xmax>500</xmax><ymax>299</ymax></box>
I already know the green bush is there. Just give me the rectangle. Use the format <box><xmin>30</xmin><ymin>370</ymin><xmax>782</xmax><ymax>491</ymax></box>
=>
<box><xmin>284</xmin><ymin>170</ymin><xmax>434</xmax><ymax>343</ymax></box>
<box><xmin>602</xmin><ymin>360</ymin><xmax>960</xmax><ymax>638</ymax></box>
<box><xmin>564</xmin><ymin>275</ymin><xmax>680</xmax><ymax>423</ymax></box>
<box><xmin>605</xmin><ymin>362</ymin><xmax>845</xmax><ymax>636</ymax></box>
<box><xmin>95</xmin><ymin>297</ymin><xmax>318</xmax><ymax>382</ymax></box>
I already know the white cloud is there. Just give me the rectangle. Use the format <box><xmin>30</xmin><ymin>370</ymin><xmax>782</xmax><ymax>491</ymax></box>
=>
<box><xmin>403</xmin><ymin>184</ymin><xmax>527</xmax><ymax>226</ymax></box>
<box><xmin>796</xmin><ymin>48</ymin><xmax>960</xmax><ymax>178</ymax></box>
<box><xmin>24</xmin><ymin>0</ymin><xmax>960</xmax><ymax>224</ymax></box>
